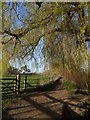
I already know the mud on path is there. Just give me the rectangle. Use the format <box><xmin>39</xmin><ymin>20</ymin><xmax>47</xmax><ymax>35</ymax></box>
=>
<box><xmin>2</xmin><ymin>87</ymin><xmax>89</xmax><ymax>120</ymax></box>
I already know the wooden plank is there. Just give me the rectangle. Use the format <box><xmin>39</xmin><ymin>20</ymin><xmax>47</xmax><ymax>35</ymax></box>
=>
<box><xmin>0</xmin><ymin>78</ymin><xmax>16</xmax><ymax>80</ymax></box>
<box><xmin>2</xmin><ymin>91</ymin><xmax>15</xmax><ymax>94</ymax></box>
<box><xmin>2</xmin><ymin>88</ymin><xmax>15</xmax><ymax>92</ymax></box>
<box><xmin>2</xmin><ymin>87</ymin><xmax>15</xmax><ymax>91</ymax></box>
<box><xmin>2</xmin><ymin>83</ymin><xmax>14</xmax><ymax>88</ymax></box>
<box><xmin>2</xmin><ymin>83</ymin><xmax>14</xmax><ymax>86</ymax></box>
<box><xmin>2</xmin><ymin>79</ymin><xmax>15</xmax><ymax>86</ymax></box>
<box><xmin>2</xmin><ymin>86</ymin><xmax>15</xmax><ymax>89</ymax></box>
<box><xmin>2</xmin><ymin>88</ymin><xmax>15</xmax><ymax>91</ymax></box>
<box><xmin>2</xmin><ymin>82</ymin><xmax>15</xmax><ymax>84</ymax></box>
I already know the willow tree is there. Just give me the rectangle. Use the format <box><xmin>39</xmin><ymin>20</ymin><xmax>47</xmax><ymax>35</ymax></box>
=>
<box><xmin>1</xmin><ymin>2</ymin><xmax>90</xmax><ymax>89</ymax></box>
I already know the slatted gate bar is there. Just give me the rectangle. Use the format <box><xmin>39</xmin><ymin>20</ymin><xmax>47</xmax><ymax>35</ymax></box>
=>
<box><xmin>0</xmin><ymin>75</ymin><xmax>20</xmax><ymax>95</ymax></box>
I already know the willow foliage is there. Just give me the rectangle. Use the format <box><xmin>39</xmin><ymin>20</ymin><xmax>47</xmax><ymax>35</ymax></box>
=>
<box><xmin>0</xmin><ymin>2</ymin><xmax>90</xmax><ymax>76</ymax></box>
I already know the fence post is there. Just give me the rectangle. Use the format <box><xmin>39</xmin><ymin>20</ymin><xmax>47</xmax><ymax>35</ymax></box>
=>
<box><xmin>16</xmin><ymin>74</ymin><xmax>20</xmax><ymax>94</ymax></box>
<box><xmin>24</xmin><ymin>76</ymin><xmax>27</xmax><ymax>93</ymax></box>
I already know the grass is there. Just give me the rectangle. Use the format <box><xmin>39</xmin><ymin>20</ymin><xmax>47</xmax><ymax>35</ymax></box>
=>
<box><xmin>64</xmin><ymin>80</ymin><xmax>77</xmax><ymax>92</ymax></box>
<box><xmin>20</xmin><ymin>74</ymin><xmax>50</xmax><ymax>90</ymax></box>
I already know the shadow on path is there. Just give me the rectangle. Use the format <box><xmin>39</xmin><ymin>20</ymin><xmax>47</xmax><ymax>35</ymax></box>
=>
<box><xmin>2</xmin><ymin>82</ymin><xmax>88</xmax><ymax>120</ymax></box>
<box><xmin>22</xmin><ymin>95</ymin><xmax>61</xmax><ymax>119</ymax></box>
<box><xmin>2</xmin><ymin>111</ymin><xmax>14</xmax><ymax>120</ymax></box>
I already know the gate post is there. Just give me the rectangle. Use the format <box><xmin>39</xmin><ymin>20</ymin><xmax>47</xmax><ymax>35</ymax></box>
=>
<box><xmin>16</xmin><ymin>74</ymin><xmax>20</xmax><ymax>94</ymax></box>
<box><xmin>14</xmin><ymin>77</ymin><xmax>17</xmax><ymax>94</ymax></box>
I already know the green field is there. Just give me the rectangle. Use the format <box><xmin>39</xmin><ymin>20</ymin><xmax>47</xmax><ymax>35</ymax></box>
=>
<box><xmin>20</xmin><ymin>74</ymin><xmax>50</xmax><ymax>90</ymax></box>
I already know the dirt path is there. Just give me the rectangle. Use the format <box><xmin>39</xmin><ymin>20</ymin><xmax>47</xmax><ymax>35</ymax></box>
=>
<box><xmin>2</xmin><ymin>87</ymin><xmax>89</xmax><ymax>119</ymax></box>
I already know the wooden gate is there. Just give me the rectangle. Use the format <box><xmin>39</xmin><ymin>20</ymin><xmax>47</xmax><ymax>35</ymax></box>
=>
<box><xmin>0</xmin><ymin>75</ymin><xmax>20</xmax><ymax>95</ymax></box>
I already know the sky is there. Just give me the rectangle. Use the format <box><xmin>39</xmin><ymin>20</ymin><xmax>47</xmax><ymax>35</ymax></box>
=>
<box><xmin>87</xmin><ymin>41</ymin><xmax>90</xmax><ymax>53</ymax></box>
<box><xmin>25</xmin><ymin>37</ymin><xmax>46</xmax><ymax>73</ymax></box>
<box><xmin>9</xmin><ymin>37</ymin><xmax>48</xmax><ymax>73</ymax></box>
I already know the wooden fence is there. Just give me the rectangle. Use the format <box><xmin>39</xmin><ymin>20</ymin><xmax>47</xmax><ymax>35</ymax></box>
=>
<box><xmin>0</xmin><ymin>74</ymin><xmax>52</xmax><ymax>95</ymax></box>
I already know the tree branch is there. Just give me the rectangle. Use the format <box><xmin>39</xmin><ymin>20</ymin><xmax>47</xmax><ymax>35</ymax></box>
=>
<box><xmin>1</xmin><ymin>37</ymin><xmax>14</xmax><ymax>44</ymax></box>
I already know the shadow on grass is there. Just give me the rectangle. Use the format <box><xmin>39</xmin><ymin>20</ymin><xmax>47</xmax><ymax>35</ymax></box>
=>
<box><xmin>62</xmin><ymin>104</ymin><xmax>84</xmax><ymax>120</ymax></box>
